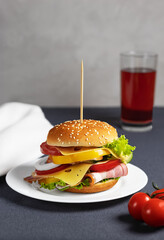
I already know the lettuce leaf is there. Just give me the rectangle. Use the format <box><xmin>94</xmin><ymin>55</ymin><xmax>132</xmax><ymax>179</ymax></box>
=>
<box><xmin>103</xmin><ymin>135</ymin><xmax>136</xmax><ymax>163</ymax></box>
<box><xmin>40</xmin><ymin>182</ymin><xmax>56</xmax><ymax>190</ymax></box>
<box><xmin>73</xmin><ymin>178</ymin><xmax>90</xmax><ymax>190</ymax></box>
<box><xmin>100</xmin><ymin>177</ymin><xmax>120</xmax><ymax>183</ymax></box>
<box><xmin>40</xmin><ymin>177</ymin><xmax>120</xmax><ymax>191</ymax></box>
<box><xmin>40</xmin><ymin>179</ymin><xmax>90</xmax><ymax>191</ymax></box>
<box><xmin>40</xmin><ymin>180</ymin><xmax>68</xmax><ymax>191</ymax></box>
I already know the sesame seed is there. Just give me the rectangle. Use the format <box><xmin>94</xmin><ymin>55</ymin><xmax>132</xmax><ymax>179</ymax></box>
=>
<box><xmin>60</xmin><ymin>134</ymin><xmax>63</xmax><ymax>136</ymax></box>
<box><xmin>100</xmin><ymin>141</ymin><xmax>102</xmax><ymax>144</ymax></box>
<box><xmin>62</xmin><ymin>142</ymin><xmax>64</xmax><ymax>145</ymax></box>
<box><xmin>89</xmin><ymin>142</ymin><xmax>91</xmax><ymax>145</ymax></box>
<box><xmin>73</xmin><ymin>136</ymin><xmax>76</xmax><ymax>139</ymax></box>
<box><xmin>77</xmin><ymin>133</ymin><xmax>79</xmax><ymax>135</ymax></box>
<box><xmin>86</xmin><ymin>138</ymin><xmax>88</xmax><ymax>141</ymax></box>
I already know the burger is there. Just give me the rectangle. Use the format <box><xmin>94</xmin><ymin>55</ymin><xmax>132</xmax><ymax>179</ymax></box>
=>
<box><xmin>24</xmin><ymin>119</ymin><xmax>135</xmax><ymax>193</ymax></box>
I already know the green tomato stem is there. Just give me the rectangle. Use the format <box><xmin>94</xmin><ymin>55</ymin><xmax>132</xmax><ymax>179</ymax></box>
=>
<box><xmin>152</xmin><ymin>182</ymin><xmax>160</xmax><ymax>190</ymax></box>
<box><xmin>151</xmin><ymin>192</ymin><xmax>164</xmax><ymax>198</ymax></box>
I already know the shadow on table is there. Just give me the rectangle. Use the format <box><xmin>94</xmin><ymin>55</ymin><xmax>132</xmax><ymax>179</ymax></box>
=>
<box><xmin>117</xmin><ymin>214</ymin><xmax>163</xmax><ymax>234</ymax></box>
<box><xmin>1</xmin><ymin>175</ymin><xmax>128</xmax><ymax>213</ymax></box>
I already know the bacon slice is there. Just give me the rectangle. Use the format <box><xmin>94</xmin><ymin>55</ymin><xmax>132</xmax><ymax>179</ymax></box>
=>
<box><xmin>85</xmin><ymin>163</ymin><xmax>128</xmax><ymax>186</ymax></box>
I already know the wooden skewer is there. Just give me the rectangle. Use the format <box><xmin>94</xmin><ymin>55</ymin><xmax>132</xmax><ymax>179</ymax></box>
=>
<box><xmin>80</xmin><ymin>60</ymin><xmax>84</xmax><ymax>124</ymax></box>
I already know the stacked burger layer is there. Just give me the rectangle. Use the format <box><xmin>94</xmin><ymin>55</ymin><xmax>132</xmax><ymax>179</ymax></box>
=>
<box><xmin>25</xmin><ymin>119</ymin><xmax>135</xmax><ymax>193</ymax></box>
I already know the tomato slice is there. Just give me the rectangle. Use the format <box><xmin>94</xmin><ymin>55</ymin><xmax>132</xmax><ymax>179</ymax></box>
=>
<box><xmin>40</xmin><ymin>142</ymin><xmax>62</xmax><ymax>156</ymax></box>
<box><xmin>90</xmin><ymin>159</ymin><xmax>121</xmax><ymax>172</ymax></box>
<box><xmin>35</xmin><ymin>164</ymin><xmax>70</xmax><ymax>175</ymax></box>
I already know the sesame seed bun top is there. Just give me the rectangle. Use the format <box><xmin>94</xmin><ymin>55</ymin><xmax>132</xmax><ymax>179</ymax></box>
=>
<box><xmin>47</xmin><ymin>119</ymin><xmax>118</xmax><ymax>147</ymax></box>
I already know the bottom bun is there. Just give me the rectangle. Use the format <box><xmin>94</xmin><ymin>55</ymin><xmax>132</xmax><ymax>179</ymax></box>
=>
<box><xmin>66</xmin><ymin>179</ymin><xmax>118</xmax><ymax>194</ymax></box>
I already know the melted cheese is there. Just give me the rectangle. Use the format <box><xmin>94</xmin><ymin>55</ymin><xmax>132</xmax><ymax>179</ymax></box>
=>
<box><xmin>55</xmin><ymin>147</ymin><xmax>125</xmax><ymax>163</ymax></box>
<box><xmin>36</xmin><ymin>163</ymin><xmax>92</xmax><ymax>186</ymax></box>
<box><xmin>51</xmin><ymin>148</ymin><xmax>110</xmax><ymax>164</ymax></box>
<box><xmin>56</xmin><ymin>147</ymin><xmax>101</xmax><ymax>155</ymax></box>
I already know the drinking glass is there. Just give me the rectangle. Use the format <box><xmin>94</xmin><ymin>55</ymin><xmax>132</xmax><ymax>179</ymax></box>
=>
<box><xmin>120</xmin><ymin>51</ymin><xmax>158</xmax><ymax>132</ymax></box>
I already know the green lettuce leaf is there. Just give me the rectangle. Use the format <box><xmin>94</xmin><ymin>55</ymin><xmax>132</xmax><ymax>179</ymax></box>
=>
<box><xmin>40</xmin><ymin>177</ymin><xmax>121</xmax><ymax>191</ymax></box>
<box><xmin>40</xmin><ymin>179</ymin><xmax>90</xmax><ymax>191</ymax></box>
<box><xmin>56</xmin><ymin>180</ymin><xmax>70</xmax><ymax>191</ymax></box>
<box><xmin>73</xmin><ymin>178</ymin><xmax>90</xmax><ymax>190</ymax></box>
<box><xmin>40</xmin><ymin>182</ymin><xmax>56</xmax><ymax>190</ymax></box>
<box><xmin>103</xmin><ymin>135</ymin><xmax>136</xmax><ymax>163</ymax></box>
<box><xmin>40</xmin><ymin>180</ymin><xmax>69</xmax><ymax>191</ymax></box>
<box><xmin>100</xmin><ymin>177</ymin><xmax>120</xmax><ymax>183</ymax></box>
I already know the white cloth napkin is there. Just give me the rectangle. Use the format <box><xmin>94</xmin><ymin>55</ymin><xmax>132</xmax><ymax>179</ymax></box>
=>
<box><xmin>0</xmin><ymin>102</ymin><xmax>53</xmax><ymax>176</ymax></box>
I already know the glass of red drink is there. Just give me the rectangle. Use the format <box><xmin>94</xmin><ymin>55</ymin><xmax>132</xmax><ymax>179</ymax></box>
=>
<box><xmin>120</xmin><ymin>51</ymin><xmax>158</xmax><ymax>131</ymax></box>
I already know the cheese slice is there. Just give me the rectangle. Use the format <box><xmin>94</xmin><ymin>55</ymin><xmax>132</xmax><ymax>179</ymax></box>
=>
<box><xmin>56</xmin><ymin>147</ymin><xmax>101</xmax><ymax>155</ymax></box>
<box><xmin>56</xmin><ymin>146</ymin><xmax>119</xmax><ymax>161</ymax></box>
<box><xmin>51</xmin><ymin>148</ymin><xmax>110</xmax><ymax>164</ymax></box>
<box><xmin>35</xmin><ymin>163</ymin><xmax>92</xmax><ymax>186</ymax></box>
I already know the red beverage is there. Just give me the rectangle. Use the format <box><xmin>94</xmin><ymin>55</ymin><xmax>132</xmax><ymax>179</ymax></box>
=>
<box><xmin>121</xmin><ymin>68</ymin><xmax>156</xmax><ymax>124</ymax></box>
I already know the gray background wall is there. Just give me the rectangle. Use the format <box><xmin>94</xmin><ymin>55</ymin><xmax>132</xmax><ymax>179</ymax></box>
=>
<box><xmin>1</xmin><ymin>0</ymin><xmax>164</xmax><ymax>107</ymax></box>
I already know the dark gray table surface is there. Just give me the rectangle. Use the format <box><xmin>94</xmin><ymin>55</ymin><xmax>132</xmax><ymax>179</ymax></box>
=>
<box><xmin>0</xmin><ymin>107</ymin><xmax>164</xmax><ymax>240</ymax></box>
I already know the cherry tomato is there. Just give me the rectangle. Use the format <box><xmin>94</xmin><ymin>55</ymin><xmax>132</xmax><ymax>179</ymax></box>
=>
<box><xmin>151</xmin><ymin>189</ymin><xmax>164</xmax><ymax>200</ymax></box>
<box><xmin>35</xmin><ymin>164</ymin><xmax>70</xmax><ymax>175</ymax></box>
<box><xmin>90</xmin><ymin>159</ymin><xmax>121</xmax><ymax>172</ymax></box>
<box><xmin>128</xmin><ymin>192</ymin><xmax>150</xmax><ymax>220</ymax></box>
<box><xmin>142</xmin><ymin>199</ymin><xmax>164</xmax><ymax>227</ymax></box>
<box><xmin>40</xmin><ymin>142</ymin><xmax>62</xmax><ymax>156</ymax></box>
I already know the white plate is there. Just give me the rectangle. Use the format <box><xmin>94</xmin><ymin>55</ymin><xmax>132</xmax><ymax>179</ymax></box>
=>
<box><xmin>6</xmin><ymin>159</ymin><xmax>148</xmax><ymax>203</ymax></box>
